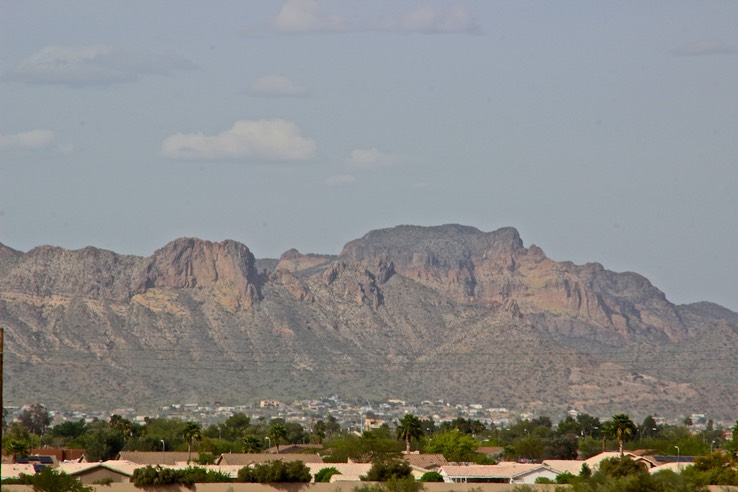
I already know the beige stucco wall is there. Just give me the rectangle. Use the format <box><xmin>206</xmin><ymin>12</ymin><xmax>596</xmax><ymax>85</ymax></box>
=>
<box><xmin>2</xmin><ymin>484</ymin><xmax>737</xmax><ymax>492</ymax></box>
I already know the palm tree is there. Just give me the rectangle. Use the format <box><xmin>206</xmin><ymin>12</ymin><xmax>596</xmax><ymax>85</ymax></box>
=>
<box><xmin>396</xmin><ymin>413</ymin><xmax>423</xmax><ymax>453</ymax></box>
<box><xmin>268</xmin><ymin>422</ymin><xmax>288</xmax><ymax>453</ymax></box>
<box><xmin>602</xmin><ymin>414</ymin><xmax>636</xmax><ymax>456</ymax></box>
<box><xmin>5</xmin><ymin>438</ymin><xmax>30</xmax><ymax>462</ymax></box>
<box><xmin>182</xmin><ymin>421</ymin><xmax>202</xmax><ymax>463</ymax></box>
<box><xmin>242</xmin><ymin>434</ymin><xmax>261</xmax><ymax>453</ymax></box>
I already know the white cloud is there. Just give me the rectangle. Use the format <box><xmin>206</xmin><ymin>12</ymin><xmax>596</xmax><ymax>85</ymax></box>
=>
<box><xmin>273</xmin><ymin>0</ymin><xmax>350</xmax><ymax>33</ymax></box>
<box><xmin>373</xmin><ymin>5</ymin><xmax>480</xmax><ymax>34</ymax></box>
<box><xmin>0</xmin><ymin>130</ymin><xmax>55</xmax><ymax>150</ymax></box>
<box><xmin>161</xmin><ymin>119</ymin><xmax>317</xmax><ymax>161</ymax></box>
<box><xmin>672</xmin><ymin>38</ymin><xmax>738</xmax><ymax>56</ymax></box>
<box><xmin>326</xmin><ymin>174</ymin><xmax>356</xmax><ymax>186</ymax></box>
<box><xmin>249</xmin><ymin>75</ymin><xmax>308</xmax><ymax>98</ymax></box>
<box><xmin>346</xmin><ymin>148</ymin><xmax>400</xmax><ymax>170</ymax></box>
<box><xmin>7</xmin><ymin>45</ymin><xmax>195</xmax><ymax>86</ymax></box>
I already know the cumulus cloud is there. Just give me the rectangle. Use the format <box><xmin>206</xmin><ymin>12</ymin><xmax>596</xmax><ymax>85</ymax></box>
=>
<box><xmin>0</xmin><ymin>130</ymin><xmax>55</xmax><ymax>150</ymax></box>
<box><xmin>248</xmin><ymin>74</ymin><xmax>308</xmax><ymax>98</ymax></box>
<box><xmin>6</xmin><ymin>45</ymin><xmax>196</xmax><ymax>86</ymax></box>
<box><xmin>346</xmin><ymin>148</ymin><xmax>400</xmax><ymax>170</ymax></box>
<box><xmin>373</xmin><ymin>4</ymin><xmax>480</xmax><ymax>34</ymax></box>
<box><xmin>325</xmin><ymin>174</ymin><xmax>356</xmax><ymax>186</ymax></box>
<box><xmin>161</xmin><ymin>119</ymin><xmax>317</xmax><ymax>161</ymax></box>
<box><xmin>273</xmin><ymin>0</ymin><xmax>350</xmax><ymax>33</ymax></box>
<box><xmin>672</xmin><ymin>38</ymin><xmax>738</xmax><ymax>56</ymax></box>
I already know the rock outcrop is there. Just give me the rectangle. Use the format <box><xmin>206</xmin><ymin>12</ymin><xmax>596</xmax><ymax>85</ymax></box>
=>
<box><xmin>133</xmin><ymin>238</ymin><xmax>261</xmax><ymax>310</ymax></box>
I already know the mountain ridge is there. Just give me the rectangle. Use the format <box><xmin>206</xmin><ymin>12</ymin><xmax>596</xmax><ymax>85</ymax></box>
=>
<box><xmin>1</xmin><ymin>224</ymin><xmax>735</xmax><ymax>419</ymax></box>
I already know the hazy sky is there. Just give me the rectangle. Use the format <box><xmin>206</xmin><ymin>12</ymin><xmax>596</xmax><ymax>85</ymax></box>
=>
<box><xmin>2</xmin><ymin>1</ymin><xmax>737</xmax><ymax>311</ymax></box>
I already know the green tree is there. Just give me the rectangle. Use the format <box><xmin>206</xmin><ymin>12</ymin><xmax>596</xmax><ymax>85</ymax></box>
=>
<box><xmin>268</xmin><ymin>421</ymin><xmax>288</xmax><ymax>453</ymax></box>
<box><xmin>50</xmin><ymin>420</ymin><xmax>88</xmax><ymax>443</ymax></box>
<box><xmin>681</xmin><ymin>451</ymin><xmax>738</xmax><ymax>486</ymax></box>
<box><xmin>362</xmin><ymin>459</ymin><xmax>412</xmax><ymax>482</ymax></box>
<box><xmin>22</xmin><ymin>467</ymin><xmax>94</xmax><ymax>492</ymax></box>
<box><xmin>242</xmin><ymin>434</ymin><xmax>262</xmax><ymax>453</ymax></box>
<box><xmin>237</xmin><ymin>460</ymin><xmax>311</xmax><ymax>483</ymax></box>
<box><xmin>640</xmin><ymin>415</ymin><xmax>659</xmax><ymax>439</ymax></box>
<box><xmin>325</xmin><ymin>434</ymin><xmax>402</xmax><ymax>463</ymax></box>
<box><xmin>196</xmin><ymin>452</ymin><xmax>216</xmax><ymax>465</ymax></box>
<box><xmin>396</xmin><ymin>413</ymin><xmax>423</xmax><ymax>453</ymax></box>
<box><xmin>325</xmin><ymin>414</ymin><xmax>341</xmax><ymax>439</ymax></box>
<box><xmin>424</xmin><ymin>429</ymin><xmax>478</xmax><ymax>462</ymax></box>
<box><xmin>182</xmin><ymin>421</ymin><xmax>202</xmax><ymax>463</ymax></box>
<box><xmin>4</xmin><ymin>437</ymin><xmax>30</xmax><ymax>461</ymax></box>
<box><xmin>224</xmin><ymin>413</ymin><xmax>251</xmax><ymax>437</ymax></box>
<box><xmin>438</xmin><ymin>417</ymin><xmax>487</xmax><ymax>436</ymax></box>
<box><xmin>598</xmin><ymin>456</ymin><xmax>649</xmax><ymax>478</ymax></box>
<box><xmin>82</xmin><ymin>423</ymin><xmax>125</xmax><ymax>462</ymax></box>
<box><xmin>313</xmin><ymin>420</ymin><xmax>326</xmax><ymax>444</ymax></box>
<box><xmin>18</xmin><ymin>403</ymin><xmax>52</xmax><ymax>436</ymax></box>
<box><xmin>602</xmin><ymin>414</ymin><xmax>636</xmax><ymax>456</ymax></box>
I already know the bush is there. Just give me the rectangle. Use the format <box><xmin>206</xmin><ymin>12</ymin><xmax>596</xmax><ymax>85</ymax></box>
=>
<box><xmin>196</xmin><ymin>451</ymin><xmax>216</xmax><ymax>465</ymax></box>
<box><xmin>385</xmin><ymin>476</ymin><xmax>423</xmax><ymax>492</ymax></box>
<box><xmin>132</xmin><ymin>465</ymin><xmax>180</xmax><ymax>487</ymax></box>
<box><xmin>597</xmin><ymin>456</ymin><xmax>649</xmax><ymax>478</ymax></box>
<box><xmin>419</xmin><ymin>471</ymin><xmax>443</xmax><ymax>482</ymax></box>
<box><xmin>362</xmin><ymin>460</ymin><xmax>412</xmax><ymax>482</ymax></box>
<box><xmin>132</xmin><ymin>465</ymin><xmax>232</xmax><ymax>488</ymax></box>
<box><xmin>237</xmin><ymin>460</ymin><xmax>312</xmax><ymax>483</ymax></box>
<box><xmin>19</xmin><ymin>468</ymin><xmax>94</xmax><ymax>492</ymax></box>
<box><xmin>315</xmin><ymin>466</ymin><xmax>342</xmax><ymax>483</ymax></box>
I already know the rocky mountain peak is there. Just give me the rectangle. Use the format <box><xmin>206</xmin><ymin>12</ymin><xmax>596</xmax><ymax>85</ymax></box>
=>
<box><xmin>340</xmin><ymin>224</ymin><xmax>525</xmax><ymax>264</ymax></box>
<box><xmin>132</xmin><ymin>237</ymin><xmax>260</xmax><ymax>308</ymax></box>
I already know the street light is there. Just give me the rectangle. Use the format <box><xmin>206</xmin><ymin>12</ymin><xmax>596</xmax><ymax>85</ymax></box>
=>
<box><xmin>711</xmin><ymin>440</ymin><xmax>716</xmax><ymax>453</ymax></box>
<box><xmin>161</xmin><ymin>439</ymin><xmax>165</xmax><ymax>454</ymax></box>
<box><xmin>675</xmin><ymin>445</ymin><xmax>681</xmax><ymax>473</ymax></box>
<box><xmin>265</xmin><ymin>437</ymin><xmax>272</xmax><ymax>453</ymax></box>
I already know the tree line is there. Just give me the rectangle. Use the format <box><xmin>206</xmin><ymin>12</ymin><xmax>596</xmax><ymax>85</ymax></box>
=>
<box><xmin>3</xmin><ymin>404</ymin><xmax>738</xmax><ymax>465</ymax></box>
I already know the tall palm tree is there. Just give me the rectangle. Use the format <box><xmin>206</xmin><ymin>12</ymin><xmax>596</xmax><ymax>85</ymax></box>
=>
<box><xmin>603</xmin><ymin>414</ymin><xmax>636</xmax><ymax>456</ymax></box>
<box><xmin>396</xmin><ymin>413</ymin><xmax>423</xmax><ymax>453</ymax></box>
<box><xmin>268</xmin><ymin>422</ymin><xmax>288</xmax><ymax>453</ymax></box>
<box><xmin>182</xmin><ymin>421</ymin><xmax>202</xmax><ymax>463</ymax></box>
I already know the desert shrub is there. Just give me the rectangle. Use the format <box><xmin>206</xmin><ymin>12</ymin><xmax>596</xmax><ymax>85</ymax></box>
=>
<box><xmin>315</xmin><ymin>466</ymin><xmax>342</xmax><ymax>482</ymax></box>
<box><xmin>132</xmin><ymin>465</ymin><xmax>182</xmax><ymax>487</ymax></box>
<box><xmin>362</xmin><ymin>459</ymin><xmax>412</xmax><ymax>482</ymax></box>
<box><xmin>196</xmin><ymin>451</ymin><xmax>216</xmax><ymax>465</ymax></box>
<box><xmin>21</xmin><ymin>468</ymin><xmax>94</xmax><ymax>492</ymax></box>
<box><xmin>237</xmin><ymin>460</ymin><xmax>311</xmax><ymax>483</ymax></box>
<box><xmin>132</xmin><ymin>465</ymin><xmax>232</xmax><ymax>488</ymax></box>
<box><xmin>385</xmin><ymin>476</ymin><xmax>423</xmax><ymax>492</ymax></box>
<box><xmin>597</xmin><ymin>456</ymin><xmax>649</xmax><ymax>478</ymax></box>
<box><xmin>419</xmin><ymin>471</ymin><xmax>443</xmax><ymax>482</ymax></box>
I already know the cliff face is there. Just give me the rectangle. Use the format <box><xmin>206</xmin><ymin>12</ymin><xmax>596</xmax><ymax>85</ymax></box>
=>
<box><xmin>1</xmin><ymin>225</ymin><xmax>735</xmax><ymax>418</ymax></box>
<box><xmin>341</xmin><ymin>224</ymin><xmax>687</xmax><ymax>342</ymax></box>
<box><xmin>132</xmin><ymin>238</ymin><xmax>261</xmax><ymax>310</ymax></box>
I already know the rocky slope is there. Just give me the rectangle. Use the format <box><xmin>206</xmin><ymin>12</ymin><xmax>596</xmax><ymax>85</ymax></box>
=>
<box><xmin>1</xmin><ymin>225</ymin><xmax>735</xmax><ymax>419</ymax></box>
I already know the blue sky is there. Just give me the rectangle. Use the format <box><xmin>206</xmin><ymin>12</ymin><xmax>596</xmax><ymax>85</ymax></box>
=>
<box><xmin>1</xmin><ymin>1</ymin><xmax>737</xmax><ymax>311</ymax></box>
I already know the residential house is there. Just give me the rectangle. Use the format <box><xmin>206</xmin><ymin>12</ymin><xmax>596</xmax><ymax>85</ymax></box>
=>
<box><xmin>439</xmin><ymin>464</ymin><xmax>559</xmax><ymax>484</ymax></box>
<box><xmin>115</xmin><ymin>451</ymin><xmax>198</xmax><ymax>466</ymax></box>
<box><xmin>216</xmin><ymin>453</ymin><xmax>324</xmax><ymax>467</ymax></box>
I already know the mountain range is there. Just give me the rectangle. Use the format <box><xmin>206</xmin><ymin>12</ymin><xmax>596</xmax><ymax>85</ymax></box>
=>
<box><xmin>1</xmin><ymin>224</ymin><xmax>736</xmax><ymax>419</ymax></box>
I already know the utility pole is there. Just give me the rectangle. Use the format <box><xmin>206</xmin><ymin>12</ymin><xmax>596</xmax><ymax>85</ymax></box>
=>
<box><xmin>1</xmin><ymin>328</ymin><xmax>4</xmax><ymax>479</ymax></box>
